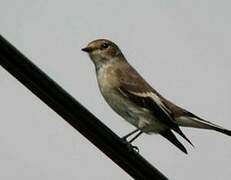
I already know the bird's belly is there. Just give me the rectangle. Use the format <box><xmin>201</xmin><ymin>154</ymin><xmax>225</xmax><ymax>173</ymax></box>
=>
<box><xmin>101</xmin><ymin>89</ymin><xmax>166</xmax><ymax>133</ymax></box>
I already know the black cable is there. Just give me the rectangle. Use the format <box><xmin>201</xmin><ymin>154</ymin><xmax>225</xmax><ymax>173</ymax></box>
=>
<box><xmin>0</xmin><ymin>35</ymin><xmax>169</xmax><ymax>180</ymax></box>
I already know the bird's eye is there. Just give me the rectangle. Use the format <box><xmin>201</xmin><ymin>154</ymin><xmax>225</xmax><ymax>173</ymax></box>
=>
<box><xmin>101</xmin><ymin>43</ymin><xmax>109</xmax><ymax>49</ymax></box>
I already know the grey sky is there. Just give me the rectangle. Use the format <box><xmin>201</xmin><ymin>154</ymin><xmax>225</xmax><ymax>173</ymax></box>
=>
<box><xmin>0</xmin><ymin>0</ymin><xmax>231</xmax><ymax>179</ymax></box>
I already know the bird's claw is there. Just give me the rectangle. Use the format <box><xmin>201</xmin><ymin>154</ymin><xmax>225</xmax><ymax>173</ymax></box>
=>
<box><xmin>131</xmin><ymin>145</ymin><xmax>139</xmax><ymax>153</ymax></box>
<box><xmin>121</xmin><ymin>138</ymin><xmax>140</xmax><ymax>153</ymax></box>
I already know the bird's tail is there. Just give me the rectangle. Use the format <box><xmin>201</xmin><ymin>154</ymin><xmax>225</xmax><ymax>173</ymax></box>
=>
<box><xmin>160</xmin><ymin>129</ymin><xmax>188</xmax><ymax>154</ymax></box>
<box><xmin>176</xmin><ymin>114</ymin><xmax>231</xmax><ymax>136</ymax></box>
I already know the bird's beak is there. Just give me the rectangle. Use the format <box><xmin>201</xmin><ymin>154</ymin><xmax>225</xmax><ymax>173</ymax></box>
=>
<box><xmin>81</xmin><ymin>46</ymin><xmax>93</xmax><ymax>53</ymax></box>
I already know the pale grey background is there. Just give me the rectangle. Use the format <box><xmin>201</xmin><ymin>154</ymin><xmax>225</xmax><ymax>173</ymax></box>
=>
<box><xmin>0</xmin><ymin>0</ymin><xmax>231</xmax><ymax>179</ymax></box>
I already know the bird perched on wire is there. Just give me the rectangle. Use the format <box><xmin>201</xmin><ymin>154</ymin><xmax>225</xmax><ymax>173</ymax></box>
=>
<box><xmin>82</xmin><ymin>39</ymin><xmax>231</xmax><ymax>154</ymax></box>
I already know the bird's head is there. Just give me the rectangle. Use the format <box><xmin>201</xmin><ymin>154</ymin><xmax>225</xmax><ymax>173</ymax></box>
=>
<box><xmin>82</xmin><ymin>39</ymin><xmax>124</xmax><ymax>68</ymax></box>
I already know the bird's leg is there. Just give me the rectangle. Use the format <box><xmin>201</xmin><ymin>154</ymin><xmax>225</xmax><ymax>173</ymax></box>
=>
<box><xmin>122</xmin><ymin>128</ymin><xmax>140</xmax><ymax>140</ymax></box>
<box><xmin>129</xmin><ymin>131</ymin><xmax>143</xmax><ymax>153</ymax></box>
<box><xmin>128</xmin><ymin>131</ymin><xmax>143</xmax><ymax>143</ymax></box>
<box><xmin>121</xmin><ymin>128</ymin><xmax>143</xmax><ymax>153</ymax></box>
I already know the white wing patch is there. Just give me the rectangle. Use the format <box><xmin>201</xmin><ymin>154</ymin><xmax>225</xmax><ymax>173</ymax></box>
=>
<box><xmin>129</xmin><ymin>91</ymin><xmax>172</xmax><ymax>116</ymax></box>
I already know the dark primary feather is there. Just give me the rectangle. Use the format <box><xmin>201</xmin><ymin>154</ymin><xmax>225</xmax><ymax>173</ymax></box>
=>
<box><xmin>119</xmin><ymin>86</ymin><xmax>193</xmax><ymax>147</ymax></box>
<box><xmin>213</xmin><ymin>127</ymin><xmax>231</xmax><ymax>136</ymax></box>
<box><xmin>182</xmin><ymin>112</ymin><xmax>231</xmax><ymax>136</ymax></box>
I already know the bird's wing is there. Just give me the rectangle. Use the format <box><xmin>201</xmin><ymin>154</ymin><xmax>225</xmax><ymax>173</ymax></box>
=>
<box><xmin>115</xmin><ymin>64</ymin><xmax>193</xmax><ymax>145</ymax></box>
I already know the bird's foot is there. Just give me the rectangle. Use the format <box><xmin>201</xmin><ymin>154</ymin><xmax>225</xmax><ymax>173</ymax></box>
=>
<box><xmin>131</xmin><ymin>145</ymin><xmax>139</xmax><ymax>153</ymax></box>
<box><xmin>121</xmin><ymin>138</ymin><xmax>140</xmax><ymax>153</ymax></box>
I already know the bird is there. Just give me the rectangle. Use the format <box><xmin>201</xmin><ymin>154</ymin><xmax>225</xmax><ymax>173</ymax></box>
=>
<box><xmin>82</xmin><ymin>39</ymin><xmax>231</xmax><ymax>154</ymax></box>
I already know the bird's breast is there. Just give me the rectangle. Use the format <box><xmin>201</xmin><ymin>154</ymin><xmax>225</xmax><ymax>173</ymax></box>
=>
<box><xmin>96</xmin><ymin>64</ymin><xmax>118</xmax><ymax>90</ymax></box>
<box><xmin>96</xmin><ymin>65</ymin><xmax>167</xmax><ymax>133</ymax></box>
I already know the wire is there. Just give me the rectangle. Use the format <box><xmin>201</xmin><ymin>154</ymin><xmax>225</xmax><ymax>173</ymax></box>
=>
<box><xmin>0</xmin><ymin>34</ymin><xmax>168</xmax><ymax>180</ymax></box>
